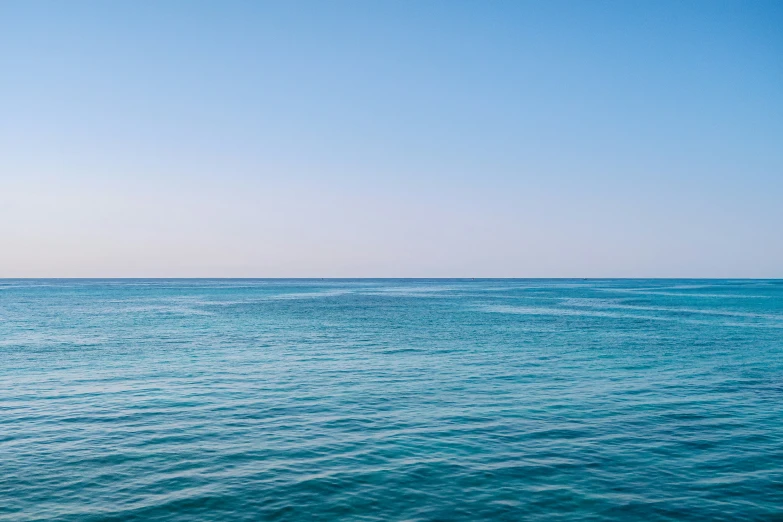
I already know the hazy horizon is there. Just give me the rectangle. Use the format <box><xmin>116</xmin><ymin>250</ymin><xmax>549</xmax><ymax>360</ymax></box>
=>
<box><xmin>2</xmin><ymin>277</ymin><xmax>782</xmax><ymax>281</ymax></box>
<box><xmin>3</xmin><ymin>1</ymin><xmax>782</xmax><ymax>278</ymax></box>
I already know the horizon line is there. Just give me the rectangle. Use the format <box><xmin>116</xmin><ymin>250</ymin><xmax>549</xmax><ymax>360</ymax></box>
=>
<box><xmin>2</xmin><ymin>277</ymin><xmax>781</xmax><ymax>281</ymax></box>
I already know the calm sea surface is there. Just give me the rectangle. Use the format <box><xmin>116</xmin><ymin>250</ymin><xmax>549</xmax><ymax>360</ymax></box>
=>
<box><xmin>1</xmin><ymin>279</ymin><xmax>782</xmax><ymax>521</ymax></box>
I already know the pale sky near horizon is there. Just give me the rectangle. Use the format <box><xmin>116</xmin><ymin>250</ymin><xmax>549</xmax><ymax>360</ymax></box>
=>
<box><xmin>2</xmin><ymin>1</ymin><xmax>782</xmax><ymax>277</ymax></box>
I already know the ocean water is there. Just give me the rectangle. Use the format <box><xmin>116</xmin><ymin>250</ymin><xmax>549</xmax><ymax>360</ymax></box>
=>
<box><xmin>1</xmin><ymin>279</ymin><xmax>782</xmax><ymax>521</ymax></box>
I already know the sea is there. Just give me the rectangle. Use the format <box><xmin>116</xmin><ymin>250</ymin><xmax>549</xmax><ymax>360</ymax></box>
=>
<box><xmin>1</xmin><ymin>279</ymin><xmax>781</xmax><ymax>521</ymax></box>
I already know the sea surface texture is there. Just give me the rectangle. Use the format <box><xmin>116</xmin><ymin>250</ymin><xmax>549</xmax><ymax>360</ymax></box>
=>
<box><xmin>1</xmin><ymin>279</ymin><xmax>782</xmax><ymax>521</ymax></box>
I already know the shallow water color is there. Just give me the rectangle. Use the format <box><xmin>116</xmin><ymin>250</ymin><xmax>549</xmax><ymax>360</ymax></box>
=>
<box><xmin>1</xmin><ymin>279</ymin><xmax>782</xmax><ymax>521</ymax></box>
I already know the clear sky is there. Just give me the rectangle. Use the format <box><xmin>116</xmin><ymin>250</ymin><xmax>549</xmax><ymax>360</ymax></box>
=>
<box><xmin>2</xmin><ymin>1</ymin><xmax>782</xmax><ymax>277</ymax></box>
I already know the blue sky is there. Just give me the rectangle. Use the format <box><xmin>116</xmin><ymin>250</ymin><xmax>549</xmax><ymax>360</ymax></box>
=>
<box><xmin>2</xmin><ymin>1</ymin><xmax>782</xmax><ymax>277</ymax></box>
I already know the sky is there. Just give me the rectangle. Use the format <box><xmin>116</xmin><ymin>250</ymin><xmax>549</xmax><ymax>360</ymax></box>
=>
<box><xmin>1</xmin><ymin>1</ymin><xmax>782</xmax><ymax>278</ymax></box>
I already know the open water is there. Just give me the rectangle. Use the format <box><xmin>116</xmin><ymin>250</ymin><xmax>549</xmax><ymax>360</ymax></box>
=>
<box><xmin>1</xmin><ymin>279</ymin><xmax>781</xmax><ymax>521</ymax></box>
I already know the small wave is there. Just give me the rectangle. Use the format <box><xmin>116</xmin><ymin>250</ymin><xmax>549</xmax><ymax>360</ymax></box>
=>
<box><xmin>478</xmin><ymin>304</ymin><xmax>783</xmax><ymax>328</ymax></box>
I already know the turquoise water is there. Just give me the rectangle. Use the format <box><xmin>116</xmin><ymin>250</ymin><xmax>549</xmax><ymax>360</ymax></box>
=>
<box><xmin>1</xmin><ymin>279</ymin><xmax>782</xmax><ymax>521</ymax></box>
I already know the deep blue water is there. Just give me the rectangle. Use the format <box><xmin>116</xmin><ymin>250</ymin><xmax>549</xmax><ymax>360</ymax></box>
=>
<box><xmin>1</xmin><ymin>279</ymin><xmax>782</xmax><ymax>521</ymax></box>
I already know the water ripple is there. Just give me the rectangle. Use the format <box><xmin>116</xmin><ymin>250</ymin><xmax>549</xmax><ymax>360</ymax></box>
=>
<box><xmin>1</xmin><ymin>279</ymin><xmax>782</xmax><ymax>520</ymax></box>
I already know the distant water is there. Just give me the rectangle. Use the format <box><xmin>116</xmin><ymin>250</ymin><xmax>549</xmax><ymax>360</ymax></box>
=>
<box><xmin>1</xmin><ymin>279</ymin><xmax>782</xmax><ymax>521</ymax></box>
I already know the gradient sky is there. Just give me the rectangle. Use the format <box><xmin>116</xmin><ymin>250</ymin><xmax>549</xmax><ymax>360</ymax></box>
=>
<box><xmin>2</xmin><ymin>1</ymin><xmax>782</xmax><ymax>277</ymax></box>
